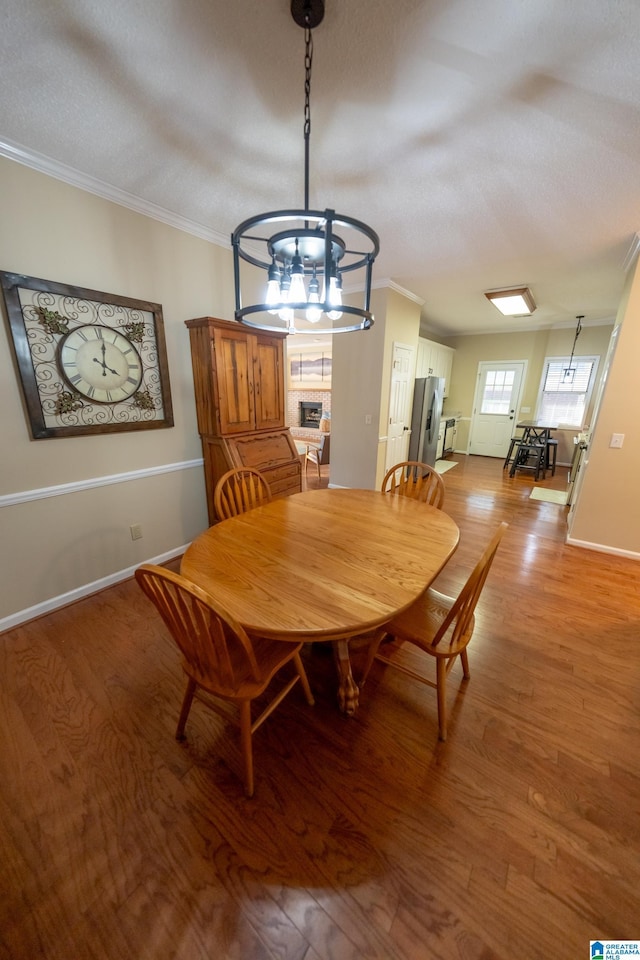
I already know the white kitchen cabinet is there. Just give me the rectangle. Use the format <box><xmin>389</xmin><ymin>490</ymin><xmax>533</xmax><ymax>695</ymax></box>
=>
<box><xmin>416</xmin><ymin>339</ymin><xmax>430</xmax><ymax>378</ymax></box>
<box><xmin>417</xmin><ymin>338</ymin><xmax>455</xmax><ymax>396</ymax></box>
<box><xmin>438</xmin><ymin>346</ymin><xmax>454</xmax><ymax>397</ymax></box>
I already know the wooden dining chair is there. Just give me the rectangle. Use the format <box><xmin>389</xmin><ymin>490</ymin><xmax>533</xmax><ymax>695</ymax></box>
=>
<box><xmin>381</xmin><ymin>460</ymin><xmax>445</xmax><ymax>509</ymax></box>
<box><xmin>135</xmin><ymin>563</ymin><xmax>314</xmax><ymax>797</ymax></box>
<box><xmin>361</xmin><ymin>522</ymin><xmax>508</xmax><ymax>741</ymax></box>
<box><xmin>213</xmin><ymin>467</ymin><xmax>272</xmax><ymax>521</ymax></box>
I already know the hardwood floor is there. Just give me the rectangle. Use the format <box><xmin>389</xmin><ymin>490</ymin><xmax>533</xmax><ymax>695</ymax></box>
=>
<box><xmin>2</xmin><ymin>455</ymin><xmax>639</xmax><ymax>959</ymax></box>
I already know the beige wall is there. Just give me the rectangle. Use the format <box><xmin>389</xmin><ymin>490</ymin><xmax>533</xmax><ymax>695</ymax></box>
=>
<box><xmin>0</xmin><ymin>158</ymin><xmax>236</xmax><ymax>624</ymax></box>
<box><xmin>330</xmin><ymin>286</ymin><xmax>421</xmax><ymax>490</ymax></box>
<box><xmin>1</xmin><ymin>158</ymin><xmax>635</xmax><ymax>627</ymax></box>
<box><xmin>444</xmin><ymin>323</ymin><xmax>614</xmax><ymax>463</ymax></box>
<box><xmin>568</xmin><ymin>258</ymin><xmax>640</xmax><ymax>554</ymax></box>
<box><xmin>330</xmin><ymin>286</ymin><xmax>387</xmax><ymax>489</ymax></box>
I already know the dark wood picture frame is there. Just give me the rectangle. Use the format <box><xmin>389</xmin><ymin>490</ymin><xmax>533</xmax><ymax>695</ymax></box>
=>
<box><xmin>0</xmin><ymin>272</ymin><xmax>174</xmax><ymax>439</ymax></box>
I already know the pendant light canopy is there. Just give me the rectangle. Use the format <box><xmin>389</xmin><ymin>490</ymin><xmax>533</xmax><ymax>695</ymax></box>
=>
<box><xmin>231</xmin><ymin>0</ymin><xmax>379</xmax><ymax>335</ymax></box>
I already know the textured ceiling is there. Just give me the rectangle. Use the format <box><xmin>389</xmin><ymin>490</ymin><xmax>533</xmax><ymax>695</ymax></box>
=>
<box><xmin>1</xmin><ymin>0</ymin><xmax>640</xmax><ymax>336</ymax></box>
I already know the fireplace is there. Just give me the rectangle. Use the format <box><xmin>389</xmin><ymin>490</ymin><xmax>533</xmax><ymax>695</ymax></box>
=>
<box><xmin>299</xmin><ymin>401</ymin><xmax>322</xmax><ymax>429</ymax></box>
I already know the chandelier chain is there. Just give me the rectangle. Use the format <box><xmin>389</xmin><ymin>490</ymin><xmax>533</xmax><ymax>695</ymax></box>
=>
<box><xmin>303</xmin><ymin>22</ymin><xmax>313</xmax><ymax>210</ymax></box>
<box><xmin>230</xmin><ymin>1</ymin><xmax>379</xmax><ymax>334</ymax></box>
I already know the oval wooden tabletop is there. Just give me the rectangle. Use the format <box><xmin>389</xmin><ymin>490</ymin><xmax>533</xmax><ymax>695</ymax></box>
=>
<box><xmin>181</xmin><ymin>487</ymin><xmax>460</xmax><ymax>641</ymax></box>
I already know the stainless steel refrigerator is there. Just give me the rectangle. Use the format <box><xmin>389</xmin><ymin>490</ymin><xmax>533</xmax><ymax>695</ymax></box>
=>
<box><xmin>408</xmin><ymin>376</ymin><xmax>445</xmax><ymax>467</ymax></box>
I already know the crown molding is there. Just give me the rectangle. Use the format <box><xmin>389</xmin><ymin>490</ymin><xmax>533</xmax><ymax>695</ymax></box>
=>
<box><xmin>622</xmin><ymin>232</ymin><xmax>640</xmax><ymax>273</ymax></box>
<box><xmin>0</xmin><ymin>138</ymin><xmax>229</xmax><ymax>249</ymax></box>
<box><xmin>372</xmin><ymin>278</ymin><xmax>425</xmax><ymax>305</ymax></box>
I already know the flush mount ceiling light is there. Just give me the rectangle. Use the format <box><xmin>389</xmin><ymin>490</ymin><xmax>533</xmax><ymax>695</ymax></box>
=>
<box><xmin>484</xmin><ymin>287</ymin><xmax>536</xmax><ymax>316</ymax></box>
<box><xmin>231</xmin><ymin>0</ymin><xmax>379</xmax><ymax>336</ymax></box>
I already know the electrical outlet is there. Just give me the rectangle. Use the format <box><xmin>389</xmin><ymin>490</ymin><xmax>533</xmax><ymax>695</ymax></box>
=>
<box><xmin>130</xmin><ymin>523</ymin><xmax>143</xmax><ymax>540</ymax></box>
<box><xmin>610</xmin><ymin>433</ymin><xmax>624</xmax><ymax>448</ymax></box>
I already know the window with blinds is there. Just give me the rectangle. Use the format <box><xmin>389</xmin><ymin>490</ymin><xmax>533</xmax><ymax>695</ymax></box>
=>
<box><xmin>537</xmin><ymin>356</ymin><xmax>598</xmax><ymax>426</ymax></box>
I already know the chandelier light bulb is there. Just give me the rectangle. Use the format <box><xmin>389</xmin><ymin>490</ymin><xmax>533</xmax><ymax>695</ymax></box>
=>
<box><xmin>266</xmin><ymin>259</ymin><xmax>281</xmax><ymax>315</ymax></box>
<box><xmin>306</xmin><ymin>271</ymin><xmax>322</xmax><ymax>323</ymax></box>
<box><xmin>327</xmin><ymin>271</ymin><xmax>343</xmax><ymax>321</ymax></box>
<box><xmin>289</xmin><ymin>243</ymin><xmax>307</xmax><ymax>304</ymax></box>
<box><xmin>278</xmin><ymin>272</ymin><xmax>293</xmax><ymax>325</ymax></box>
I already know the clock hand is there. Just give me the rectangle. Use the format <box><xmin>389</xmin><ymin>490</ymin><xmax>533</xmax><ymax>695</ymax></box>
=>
<box><xmin>92</xmin><ymin>356</ymin><xmax>120</xmax><ymax>377</ymax></box>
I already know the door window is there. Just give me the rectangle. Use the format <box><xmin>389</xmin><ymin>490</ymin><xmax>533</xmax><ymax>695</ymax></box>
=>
<box><xmin>480</xmin><ymin>369</ymin><xmax>516</xmax><ymax>414</ymax></box>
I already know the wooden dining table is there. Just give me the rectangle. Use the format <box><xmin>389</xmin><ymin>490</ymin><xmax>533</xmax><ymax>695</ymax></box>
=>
<box><xmin>181</xmin><ymin>487</ymin><xmax>460</xmax><ymax>715</ymax></box>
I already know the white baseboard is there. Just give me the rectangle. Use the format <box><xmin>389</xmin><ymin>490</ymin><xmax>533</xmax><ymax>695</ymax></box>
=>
<box><xmin>564</xmin><ymin>536</ymin><xmax>640</xmax><ymax>560</ymax></box>
<box><xmin>0</xmin><ymin>544</ymin><xmax>189</xmax><ymax>634</ymax></box>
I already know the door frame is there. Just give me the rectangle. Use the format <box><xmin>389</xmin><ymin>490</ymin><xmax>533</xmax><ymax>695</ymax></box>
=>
<box><xmin>384</xmin><ymin>341</ymin><xmax>415</xmax><ymax>473</ymax></box>
<box><xmin>468</xmin><ymin>359</ymin><xmax>528</xmax><ymax>457</ymax></box>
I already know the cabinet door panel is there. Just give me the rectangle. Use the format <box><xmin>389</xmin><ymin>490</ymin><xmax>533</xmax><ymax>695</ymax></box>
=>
<box><xmin>254</xmin><ymin>337</ymin><xmax>284</xmax><ymax>430</ymax></box>
<box><xmin>214</xmin><ymin>328</ymin><xmax>254</xmax><ymax>433</ymax></box>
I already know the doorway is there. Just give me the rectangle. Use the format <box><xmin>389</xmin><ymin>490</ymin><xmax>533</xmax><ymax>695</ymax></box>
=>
<box><xmin>469</xmin><ymin>361</ymin><xmax>526</xmax><ymax>458</ymax></box>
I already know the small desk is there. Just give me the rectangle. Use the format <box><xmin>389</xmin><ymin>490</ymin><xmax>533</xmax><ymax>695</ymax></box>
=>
<box><xmin>181</xmin><ymin>488</ymin><xmax>459</xmax><ymax>715</ymax></box>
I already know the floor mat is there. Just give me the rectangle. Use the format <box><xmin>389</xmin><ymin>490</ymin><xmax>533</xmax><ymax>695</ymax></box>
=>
<box><xmin>529</xmin><ymin>487</ymin><xmax>568</xmax><ymax>504</ymax></box>
<box><xmin>434</xmin><ymin>460</ymin><xmax>458</xmax><ymax>475</ymax></box>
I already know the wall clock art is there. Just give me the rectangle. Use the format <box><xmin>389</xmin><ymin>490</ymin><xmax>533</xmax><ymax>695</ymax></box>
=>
<box><xmin>0</xmin><ymin>272</ymin><xmax>173</xmax><ymax>439</ymax></box>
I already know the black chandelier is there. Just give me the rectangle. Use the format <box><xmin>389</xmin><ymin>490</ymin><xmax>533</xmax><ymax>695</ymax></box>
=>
<box><xmin>231</xmin><ymin>0</ymin><xmax>379</xmax><ymax>336</ymax></box>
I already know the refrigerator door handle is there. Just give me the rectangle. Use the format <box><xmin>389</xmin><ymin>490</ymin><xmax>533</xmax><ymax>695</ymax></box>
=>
<box><xmin>427</xmin><ymin>395</ymin><xmax>436</xmax><ymax>442</ymax></box>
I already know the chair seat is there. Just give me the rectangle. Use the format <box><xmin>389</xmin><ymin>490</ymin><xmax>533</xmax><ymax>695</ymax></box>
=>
<box><xmin>360</xmin><ymin>522</ymin><xmax>508</xmax><ymax>741</ymax></box>
<box><xmin>388</xmin><ymin>588</ymin><xmax>475</xmax><ymax>659</ymax></box>
<box><xmin>182</xmin><ymin>636</ymin><xmax>305</xmax><ymax>699</ymax></box>
<box><xmin>135</xmin><ymin>563</ymin><xmax>314</xmax><ymax>796</ymax></box>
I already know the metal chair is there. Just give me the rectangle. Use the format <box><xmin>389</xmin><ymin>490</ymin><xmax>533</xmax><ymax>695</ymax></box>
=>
<box><xmin>509</xmin><ymin>439</ymin><xmax>547</xmax><ymax>480</ymax></box>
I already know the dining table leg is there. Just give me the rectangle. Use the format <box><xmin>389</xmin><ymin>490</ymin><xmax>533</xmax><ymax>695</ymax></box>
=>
<box><xmin>332</xmin><ymin>640</ymin><xmax>359</xmax><ymax>716</ymax></box>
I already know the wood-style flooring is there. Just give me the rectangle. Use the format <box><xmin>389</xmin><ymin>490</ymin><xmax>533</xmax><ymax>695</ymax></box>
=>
<box><xmin>2</xmin><ymin>455</ymin><xmax>639</xmax><ymax>959</ymax></box>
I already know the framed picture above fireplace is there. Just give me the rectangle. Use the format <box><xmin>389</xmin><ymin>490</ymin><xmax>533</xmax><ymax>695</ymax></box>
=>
<box><xmin>287</xmin><ymin>347</ymin><xmax>332</xmax><ymax>390</ymax></box>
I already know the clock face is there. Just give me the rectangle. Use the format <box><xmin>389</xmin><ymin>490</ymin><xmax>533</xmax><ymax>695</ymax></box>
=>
<box><xmin>0</xmin><ymin>272</ymin><xmax>174</xmax><ymax>438</ymax></box>
<box><xmin>59</xmin><ymin>325</ymin><xmax>143</xmax><ymax>403</ymax></box>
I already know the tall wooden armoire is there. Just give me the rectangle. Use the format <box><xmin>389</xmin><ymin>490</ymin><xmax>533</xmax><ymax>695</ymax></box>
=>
<box><xmin>185</xmin><ymin>316</ymin><xmax>301</xmax><ymax>524</ymax></box>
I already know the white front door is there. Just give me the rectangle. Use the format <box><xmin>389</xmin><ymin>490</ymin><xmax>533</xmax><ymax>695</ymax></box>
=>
<box><xmin>469</xmin><ymin>361</ymin><xmax>526</xmax><ymax>458</ymax></box>
<box><xmin>385</xmin><ymin>342</ymin><xmax>414</xmax><ymax>472</ymax></box>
